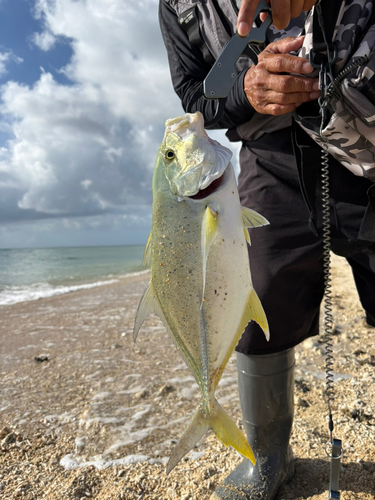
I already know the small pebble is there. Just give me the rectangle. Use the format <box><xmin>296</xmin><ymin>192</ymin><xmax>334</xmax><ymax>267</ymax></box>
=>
<box><xmin>34</xmin><ymin>354</ymin><xmax>50</xmax><ymax>363</ymax></box>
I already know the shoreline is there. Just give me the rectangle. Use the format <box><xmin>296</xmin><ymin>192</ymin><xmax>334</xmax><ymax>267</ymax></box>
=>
<box><xmin>1</xmin><ymin>255</ymin><xmax>374</xmax><ymax>499</ymax></box>
<box><xmin>0</xmin><ymin>269</ymin><xmax>150</xmax><ymax>307</ymax></box>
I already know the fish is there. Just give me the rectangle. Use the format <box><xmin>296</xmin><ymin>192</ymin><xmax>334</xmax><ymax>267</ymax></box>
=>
<box><xmin>133</xmin><ymin>111</ymin><xmax>269</xmax><ymax>473</ymax></box>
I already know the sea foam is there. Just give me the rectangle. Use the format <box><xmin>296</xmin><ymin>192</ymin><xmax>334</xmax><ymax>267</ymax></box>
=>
<box><xmin>0</xmin><ymin>269</ymin><xmax>149</xmax><ymax>306</ymax></box>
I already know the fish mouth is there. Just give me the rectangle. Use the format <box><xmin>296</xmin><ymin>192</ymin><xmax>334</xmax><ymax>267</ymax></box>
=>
<box><xmin>188</xmin><ymin>166</ymin><xmax>229</xmax><ymax>200</ymax></box>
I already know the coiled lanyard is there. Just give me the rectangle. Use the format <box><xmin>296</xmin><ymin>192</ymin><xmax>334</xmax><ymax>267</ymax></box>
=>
<box><xmin>310</xmin><ymin>3</ymin><xmax>343</xmax><ymax>496</ymax></box>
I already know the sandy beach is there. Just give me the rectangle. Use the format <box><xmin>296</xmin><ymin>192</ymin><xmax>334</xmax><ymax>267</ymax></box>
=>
<box><xmin>0</xmin><ymin>254</ymin><xmax>374</xmax><ymax>499</ymax></box>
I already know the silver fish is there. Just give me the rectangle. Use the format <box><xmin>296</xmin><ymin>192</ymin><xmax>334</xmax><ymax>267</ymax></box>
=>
<box><xmin>134</xmin><ymin>112</ymin><xmax>269</xmax><ymax>473</ymax></box>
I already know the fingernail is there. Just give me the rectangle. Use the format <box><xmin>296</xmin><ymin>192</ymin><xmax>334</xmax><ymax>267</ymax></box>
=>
<box><xmin>302</xmin><ymin>61</ymin><xmax>313</xmax><ymax>73</ymax></box>
<box><xmin>238</xmin><ymin>22</ymin><xmax>250</xmax><ymax>37</ymax></box>
<box><xmin>313</xmin><ymin>80</ymin><xmax>320</xmax><ymax>91</ymax></box>
<box><xmin>310</xmin><ymin>91</ymin><xmax>321</xmax><ymax>100</ymax></box>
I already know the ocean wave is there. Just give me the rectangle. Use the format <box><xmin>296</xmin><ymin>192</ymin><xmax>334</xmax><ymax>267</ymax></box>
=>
<box><xmin>117</xmin><ymin>269</ymin><xmax>150</xmax><ymax>279</ymax></box>
<box><xmin>0</xmin><ymin>279</ymin><xmax>119</xmax><ymax>306</ymax></box>
<box><xmin>0</xmin><ymin>269</ymin><xmax>150</xmax><ymax>306</ymax></box>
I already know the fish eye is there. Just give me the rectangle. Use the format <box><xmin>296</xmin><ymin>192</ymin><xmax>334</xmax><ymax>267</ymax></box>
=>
<box><xmin>165</xmin><ymin>150</ymin><xmax>175</xmax><ymax>161</ymax></box>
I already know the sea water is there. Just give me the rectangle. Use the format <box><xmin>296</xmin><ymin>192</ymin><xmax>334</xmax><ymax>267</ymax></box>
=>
<box><xmin>0</xmin><ymin>245</ymin><xmax>147</xmax><ymax>305</ymax></box>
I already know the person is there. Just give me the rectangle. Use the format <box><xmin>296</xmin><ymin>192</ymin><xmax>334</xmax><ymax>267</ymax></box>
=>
<box><xmin>158</xmin><ymin>1</ymin><xmax>375</xmax><ymax>499</ymax></box>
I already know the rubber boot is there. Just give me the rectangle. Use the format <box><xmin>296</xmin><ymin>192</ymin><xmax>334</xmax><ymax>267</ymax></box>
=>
<box><xmin>211</xmin><ymin>348</ymin><xmax>295</xmax><ymax>500</ymax></box>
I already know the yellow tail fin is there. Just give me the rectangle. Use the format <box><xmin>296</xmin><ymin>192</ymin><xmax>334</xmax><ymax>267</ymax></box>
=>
<box><xmin>210</xmin><ymin>399</ymin><xmax>255</xmax><ymax>465</ymax></box>
<box><xmin>166</xmin><ymin>399</ymin><xmax>255</xmax><ymax>474</ymax></box>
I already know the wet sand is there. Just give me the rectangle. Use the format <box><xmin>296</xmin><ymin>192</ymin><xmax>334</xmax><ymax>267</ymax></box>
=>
<box><xmin>0</xmin><ymin>255</ymin><xmax>374</xmax><ymax>499</ymax></box>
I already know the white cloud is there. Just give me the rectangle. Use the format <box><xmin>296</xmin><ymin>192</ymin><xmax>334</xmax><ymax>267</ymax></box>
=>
<box><xmin>81</xmin><ymin>179</ymin><xmax>92</xmax><ymax>190</ymax></box>
<box><xmin>0</xmin><ymin>53</ymin><xmax>10</xmax><ymax>77</ymax></box>
<box><xmin>0</xmin><ymin>51</ymin><xmax>23</xmax><ymax>77</ymax></box>
<box><xmin>0</xmin><ymin>0</ymin><xmax>240</xmax><ymax>248</ymax></box>
<box><xmin>32</xmin><ymin>30</ymin><xmax>57</xmax><ymax>51</ymax></box>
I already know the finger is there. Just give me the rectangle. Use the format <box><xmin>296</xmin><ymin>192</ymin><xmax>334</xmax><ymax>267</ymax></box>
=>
<box><xmin>266</xmin><ymin>90</ymin><xmax>321</xmax><ymax>104</ymax></box>
<box><xmin>267</xmin><ymin>73</ymin><xmax>319</xmax><ymax>93</ymax></box>
<box><xmin>270</xmin><ymin>0</ymin><xmax>316</xmax><ymax>29</ymax></box>
<box><xmin>290</xmin><ymin>0</ymin><xmax>305</xmax><ymax>18</ymax></box>
<box><xmin>262</xmin><ymin>53</ymin><xmax>315</xmax><ymax>77</ymax></box>
<box><xmin>262</xmin><ymin>92</ymin><xmax>319</xmax><ymax>115</ymax></box>
<box><xmin>270</xmin><ymin>0</ymin><xmax>291</xmax><ymax>30</ymax></box>
<box><xmin>266</xmin><ymin>36</ymin><xmax>305</xmax><ymax>55</ymax></box>
<box><xmin>237</xmin><ymin>0</ymin><xmax>259</xmax><ymax>36</ymax></box>
<box><xmin>263</xmin><ymin>102</ymin><xmax>299</xmax><ymax>115</ymax></box>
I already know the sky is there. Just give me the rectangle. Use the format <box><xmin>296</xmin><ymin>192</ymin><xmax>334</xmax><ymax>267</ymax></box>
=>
<box><xmin>0</xmin><ymin>0</ymin><xmax>240</xmax><ymax>249</ymax></box>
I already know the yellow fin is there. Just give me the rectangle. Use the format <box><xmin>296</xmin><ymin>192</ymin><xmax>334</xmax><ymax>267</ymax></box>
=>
<box><xmin>201</xmin><ymin>206</ymin><xmax>218</xmax><ymax>304</ymax></box>
<box><xmin>210</xmin><ymin>400</ymin><xmax>255</xmax><ymax>465</ymax></box>
<box><xmin>241</xmin><ymin>207</ymin><xmax>269</xmax><ymax>228</ymax></box>
<box><xmin>166</xmin><ymin>398</ymin><xmax>255</xmax><ymax>474</ymax></box>
<box><xmin>142</xmin><ymin>232</ymin><xmax>152</xmax><ymax>267</ymax></box>
<box><xmin>248</xmin><ymin>288</ymin><xmax>269</xmax><ymax>341</ymax></box>
<box><xmin>243</xmin><ymin>227</ymin><xmax>251</xmax><ymax>245</ymax></box>
<box><xmin>212</xmin><ymin>287</ymin><xmax>269</xmax><ymax>391</ymax></box>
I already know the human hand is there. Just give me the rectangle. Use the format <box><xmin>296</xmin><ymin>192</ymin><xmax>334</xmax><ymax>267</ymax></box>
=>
<box><xmin>244</xmin><ymin>36</ymin><xmax>320</xmax><ymax>116</ymax></box>
<box><xmin>238</xmin><ymin>0</ymin><xmax>317</xmax><ymax>35</ymax></box>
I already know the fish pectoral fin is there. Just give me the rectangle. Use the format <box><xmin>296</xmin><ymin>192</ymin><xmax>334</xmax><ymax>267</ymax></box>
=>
<box><xmin>166</xmin><ymin>406</ymin><xmax>210</xmax><ymax>474</ymax></box>
<box><xmin>241</xmin><ymin>207</ymin><xmax>268</xmax><ymax>246</ymax></box>
<box><xmin>133</xmin><ymin>281</ymin><xmax>160</xmax><ymax>342</ymax></box>
<box><xmin>241</xmin><ymin>207</ymin><xmax>269</xmax><ymax>235</ymax></box>
<box><xmin>248</xmin><ymin>288</ymin><xmax>270</xmax><ymax>341</ymax></box>
<box><xmin>201</xmin><ymin>205</ymin><xmax>218</xmax><ymax>304</ymax></box>
<box><xmin>142</xmin><ymin>232</ymin><xmax>152</xmax><ymax>267</ymax></box>
<box><xmin>210</xmin><ymin>400</ymin><xmax>256</xmax><ymax>465</ymax></box>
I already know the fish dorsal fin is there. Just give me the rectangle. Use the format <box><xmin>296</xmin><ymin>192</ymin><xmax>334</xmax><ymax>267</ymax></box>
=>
<box><xmin>133</xmin><ymin>280</ymin><xmax>202</xmax><ymax>384</ymax></box>
<box><xmin>133</xmin><ymin>280</ymin><xmax>179</xmax><ymax>344</ymax></box>
<box><xmin>201</xmin><ymin>205</ymin><xmax>218</xmax><ymax>306</ymax></box>
<box><xmin>241</xmin><ymin>207</ymin><xmax>269</xmax><ymax>246</ymax></box>
<box><xmin>142</xmin><ymin>232</ymin><xmax>152</xmax><ymax>267</ymax></box>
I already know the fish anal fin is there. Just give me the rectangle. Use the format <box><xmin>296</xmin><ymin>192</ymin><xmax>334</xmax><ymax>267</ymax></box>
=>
<box><xmin>248</xmin><ymin>288</ymin><xmax>269</xmax><ymax>341</ymax></box>
<box><xmin>133</xmin><ymin>281</ymin><xmax>159</xmax><ymax>342</ymax></box>
<box><xmin>201</xmin><ymin>206</ymin><xmax>218</xmax><ymax>303</ymax></box>
<box><xmin>212</xmin><ymin>287</ymin><xmax>269</xmax><ymax>390</ymax></box>
<box><xmin>142</xmin><ymin>232</ymin><xmax>152</xmax><ymax>267</ymax></box>
<box><xmin>241</xmin><ymin>207</ymin><xmax>269</xmax><ymax>229</ymax></box>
